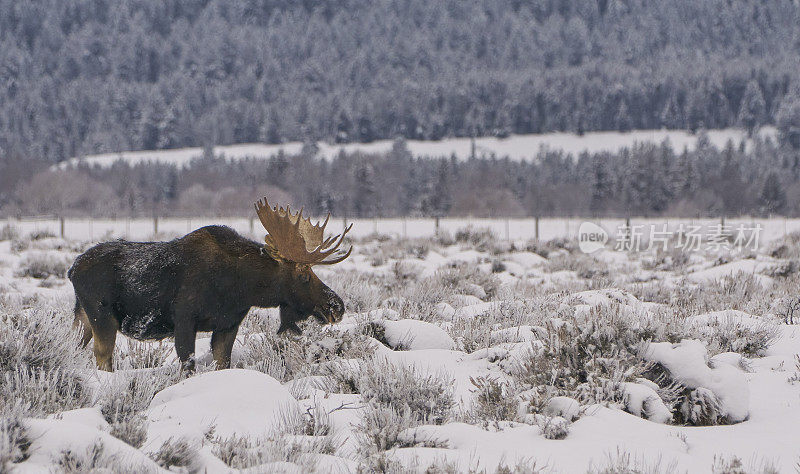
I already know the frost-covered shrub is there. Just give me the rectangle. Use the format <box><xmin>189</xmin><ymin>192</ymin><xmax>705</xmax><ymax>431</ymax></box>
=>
<box><xmin>454</xmin><ymin>226</ymin><xmax>495</xmax><ymax>250</ymax></box>
<box><xmin>212</xmin><ymin>403</ymin><xmax>337</xmax><ymax>471</ymax></box>
<box><xmin>700</xmin><ymin>319</ymin><xmax>779</xmax><ymax>357</ymax></box>
<box><xmin>546</xmin><ymin>253</ymin><xmax>609</xmax><ymax>280</ymax></box>
<box><xmin>151</xmin><ymin>437</ymin><xmax>197</xmax><ymax>470</ymax></box>
<box><xmin>0</xmin><ymin>224</ymin><xmax>18</xmax><ymax>241</ymax></box>
<box><xmin>0</xmin><ymin>306</ymin><xmax>92</xmax><ymax>416</ymax></box>
<box><xmin>536</xmin><ymin>415</ymin><xmax>570</xmax><ymax>440</ymax></box>
<box><xmin>711</xmin><ymin>454</ymin><xmax>779</xmax><ymax>474</ymax></box>
<box><xmin>588</xmin><ymin>448</ymin><xmax>677</xmax><ymax>474</ymax></box>
<box><xmin>58</xmin><ymin>441</ymin><xmax>149</xmax><ymax>474</ymax></box>
<box><xmin>643</xmin><ymin>340</ymin><xmax>749</xmax><ymax>425</ymax></box>
<box><xmin>763</xmin><ymin>259</ymin><xmax>800</xmax><ymax>278</ymax></box>
<box><xmin>236</xmin><ymin>326</ymin><xmax>374</xmax><ymax>382</ymax></box>
<box><xmin>0</xmin><ymin>404</ymin><xmax>30</xmax><ymax>470</ymax></box>
<box><xmin>115</xmin><ymin>340</ymin><xmax>172</xmax><ymax>370</ymax></box>
<box><xmin>435</xmin><ymin>265</ymin><xmax>499</xmax><ymax>300</ymax></box>
<box><xmin>640</xmin><ymin>246</ymin><xmax>690</xmax><ymax>272</ymax></box>
<box><xmin>768</xmin><ymin>232</ymin><xmax>800</xmax><ymax>260</ymax></box>
<box><xmin>358</xmin><ymin>360</ymin><xmax>453</xmax><ymax>425</ymax></box>
<box><xmin>15</xmin><ymin>251</ymin><xmax>72</xmax><ymax>279</ymax></box>
<box><xmin>775</xmin><ymin>297</ymin><xmax>800</xmax><ymax>324</ymax></box>
<box><xmin>330</xmin><ymin>272</ymin><xmax>383</xmax><ymax>313</ymax></box>
<box><xmin>468</xmin><ymin>376</ymin><xmax>518</xmax><ymax>425</ymax></box>
<box><xmin>449</xmin><ymin>315</ymin><xmax>495</xmax><ymax>353</ymax></box>
<box><xmin>511</xmin><ymin>306</ymin><xmax>688</xmax><ymax>419</ymax></box>
<box><xmin>29</xmin><ymin>229</ymin><xmax>56</xmax><ymax>240</ymax></box>
<box><xmin>355</xmin><ymin>404</ymin><xmax>416</xmax><ymax>455</ymax></box>
<box><xmin>100</xmin><ymin>369</ymin><xmax>179</xmax><ymax>448</ymax></box>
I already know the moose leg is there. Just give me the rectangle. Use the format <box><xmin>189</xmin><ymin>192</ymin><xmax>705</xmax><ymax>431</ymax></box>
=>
<box><xmin>174</xmin><ymin>324</ymin><xmax>197</xmax><ymax>373</ymax></box>
<box><xmin>92</xmin><ymin>318</ymin><xmax>119</xmax><ymax>372</ymax></box>
<box><xmin>211</xmin><ymin>326</ymin><xmax>239</xmax><ymax>370</ymax></box>
<box><xmin>72</xmin><ymin>301</ymin><xmax>93</xmax><ymax>347</ymax></box>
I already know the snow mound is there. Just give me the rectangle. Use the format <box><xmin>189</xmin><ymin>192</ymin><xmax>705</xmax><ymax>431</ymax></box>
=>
<box><xmin>453</xmin><ymin>301</ymin><xmax>500</xmax><ymax>319</ymax></box>
<box><xmin>544</xmin><ymin>396</ymin><xmax>581</xmax><ymax>422</ymax></box>
<box><xmin>17</xmin><ymin>418</ymin><xmax>165</xmax><ymax>472</ymax></box>
<box><xmin>377</xmin><ymin>319</ymin><xmax>456</xmax><ymax>350</ymax></box>
<box><xmin>685</xmin><ymin>260</ymin><xmax>773</xmax><ymax>285</ymax></box>
<box><xmin>506</xmin><ymin>251</ymin><xmax>546</xmax><ymax>268</ymax></box>
<box><xmin>145</xmin><ymin>369</ymin><xmax>300</xmax><ymax>449</ymax></box>
<box><xmin>567</xmin><ymin>289</ymin><xmax>640</xmax><ymax>307</ymax></box>
<box><xmin>644</xmin><ymin>340</ymin><xmax>749</xmax><ymax>422</ymax></box>
<box><xmin>622</xmin><ymin>382</ymin><xmax>672</xmax><ymax>424</ymax></box>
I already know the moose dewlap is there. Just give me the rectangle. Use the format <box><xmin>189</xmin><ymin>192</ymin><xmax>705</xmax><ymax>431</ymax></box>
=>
<box><xmin>68</xmin><ymin>199</ymin><xmax>352</xmax><ymax>372</ymax></box>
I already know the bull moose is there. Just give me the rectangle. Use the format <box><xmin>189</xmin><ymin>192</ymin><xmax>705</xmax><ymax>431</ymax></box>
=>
<box><xmin>68</xmin><ymin>199</ymin><xmax>352</xmax><ymax>371</ymax></box>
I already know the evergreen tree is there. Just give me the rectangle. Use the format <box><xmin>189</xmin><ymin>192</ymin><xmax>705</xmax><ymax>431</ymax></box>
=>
<box><xmin>738</xmin><ymin>80</ymin><xmax>767</xmax><ymax>133</ymax></box>
<box><xmin>776</xmin><ymin>94</ymin><xmax>800</xmax><ymax>149</ymax></box>
<box><xmin>759</xmin><ymin>172</ymin><xmax>786</xmax><ymax>216</ymax></box>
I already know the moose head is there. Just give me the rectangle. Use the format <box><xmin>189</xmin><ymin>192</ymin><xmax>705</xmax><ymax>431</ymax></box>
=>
<box><xmin>255</xmin><ymin>198</ymin><xmax>352</xmax><ymax>334</ymax></box>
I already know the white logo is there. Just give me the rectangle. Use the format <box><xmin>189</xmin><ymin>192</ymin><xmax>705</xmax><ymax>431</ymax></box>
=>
<box><xmin>578</xmin><ymin>222</ymin><xmax>608</xmax><ymax>253</ymax></box>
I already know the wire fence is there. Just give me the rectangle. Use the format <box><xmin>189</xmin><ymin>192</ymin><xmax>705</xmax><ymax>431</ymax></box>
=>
<box><xmin>3</xmin><ymin>215</ymin><xmax>799</xmax><ymax>245</ymax></box>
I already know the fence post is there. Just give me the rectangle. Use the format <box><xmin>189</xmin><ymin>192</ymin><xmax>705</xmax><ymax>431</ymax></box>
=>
<box><xmin>249</xmin><ymin>217</ymin><xmax>254</xmax><ymax>235</ymax></box>
<box><xmin>59</xmin><ymin>216</ymin><xmax>65</xmax><ymax>239</ymax></box>
<box><xmin>434</xmin><ymin>216</ymin><xmax>440</xmax><ymax>236</ymax></box>
<box><xmin>154</xmin><ymin>216</ymin><xmax>159</xmax><ymax>236</ymax></box>
<box><xmin>505</xmin><ymin>218</ymin><xmax>510</xmax><ymax>241</ymax></box>
<box><xmin>373</xmin><ymin>218</ymin><xmax>378</xmax><ymax>234</ymax></box>
<box><xmin>535</xmin><ymin>216</ymin><xmax>540</xmax><ymax>242</ymax></box>
<box><xmin>402</xmin><ymin>217</ymin><xmax>407</xmax><ymax>238</ymax></box>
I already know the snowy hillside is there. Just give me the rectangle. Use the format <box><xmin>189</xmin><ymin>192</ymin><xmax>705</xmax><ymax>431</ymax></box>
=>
<box><xmin>57</xmin><ymin>128</ymin><xmax>777</xmax><ymax>169</ymax></box>
<box><xmin>2</xmin><ymin>224</ymin><xmax>800</xmax><ymax>472</ymax></box>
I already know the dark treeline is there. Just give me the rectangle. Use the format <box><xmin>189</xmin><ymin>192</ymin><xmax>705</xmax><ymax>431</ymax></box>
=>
<box><xmin>2</xmin><ymin>0</ymin><xmax>800</xmax><ymax>163</ymax></box>
<box><xmin>5</xmin><ymin>134</ymin><xmax>800</xmax><ymax>218</ymax></box>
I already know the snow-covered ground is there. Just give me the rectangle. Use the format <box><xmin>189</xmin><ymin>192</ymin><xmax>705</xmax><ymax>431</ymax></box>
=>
<box><xmin>55</xmin><ymin>127</ymin><xmax>778</xmax><ymax>170</ymax></box>
<box><xmin>2</xmin><ymin>223</ymin><xmax>800</xmax><ymax>472</ymax></box>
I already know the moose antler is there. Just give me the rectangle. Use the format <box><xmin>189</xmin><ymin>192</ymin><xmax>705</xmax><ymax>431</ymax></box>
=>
<box><xmin>254</xmin><ymin>198</ymin><xmax>352</xmax><ymax>265</ymax></box>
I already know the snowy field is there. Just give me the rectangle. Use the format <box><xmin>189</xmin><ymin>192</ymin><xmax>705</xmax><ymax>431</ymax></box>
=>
<box><xmin>55</xmin><ymin>127</ymin><xmax>778</xmax><ymax>169</ymax></box>
<box><xmin>2</xmin><ymin>222</ymin><xmax>800</xmax><ymax>472</ymax></box>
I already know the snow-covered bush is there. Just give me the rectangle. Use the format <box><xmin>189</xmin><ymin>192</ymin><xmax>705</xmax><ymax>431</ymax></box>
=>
<box><xmin>699</xmin><ymin>317</ymin><xmax>779</xmax><ymax>357</ymax></box>
<box><xmin>435</xmin><ymin>264</ymin><xmax>499</xmax><ymax>301</ymax></box>
<box><xmin>454</xmin><ymin>226</ymin><xmax>495</xmax><ymax>251</ymax></box>
<box><xmin>356</xmin><ymin>404</ymin><xmax>417</xmax><ymax>455</ymax></box>
<box><xmin>546</xmin><ymin>252</ymin><xmax>610</xmax><ymax>280</ymax></box>
<box><xmin>0</xmin><ymin>224</ymin><xmax>18</xmax><ymax>241</ymax></box>
<box><xmin>763</xmin><ymin>259</ymin><xmax>799</xmax><ymax>278</ymax></box>
<box><xmin>0</xmin><ymin>305</ymin><xmax>92</xmax><ymax>417</ymax></box>
<box><xmin>58</xmin><ymin>441</ymin><xmax>150</xmax><ymax>474</ymax></box>
<box><xmin>513</xmin><ymin>308</ymin><xmax>653</xmax><ymax>415</ymax></box>
<box><xmin>15</xmin><ymin>251</ymin><xmax>72</xmax><ymax>279</ymax></box>
<box><xmin>236</xmin><ymin>325</ymin><xmax>373</xmax><ymax>382</ymax></box>
<box><xmin>0</xmin><ymin>404</ymin><xmax>30</xmax><ymax>470</ymax></box>
<box><xmin>588</xmin><ymin>448</ymin><xmax>677</xmax><ymax>474</ymax></box>
<box><xmin>711</xmin><ymin>454</ymin><xmax>779</xmax><ymax>474</ymax></box>
<box><xmin>358</xmin><ymin>359</ymin><xmax>453</xmax><ymax>425</ymax></box>
<box><xmin>330</xmin><ymin>271</ymin><xmax>383</xmax><ymax>313</ymax></box>
<box><xmin>100</xmin><ymin>369</ymin><xmax>180</xmax><ymax>448</ymax></box>
<box><xmin>151</xmin><ymin>437</ymin><xmax>197</xmax><ymax>471</ymax></box>
<box><xmin>114</xmin><ymin>340</ymin><xmax>173</xmax><ymax>370</ymax></box>
<box><xmin>644</xmin><ymin>340</ymin><xmax>750</xmax><ymax>425</ymax></box>
<box><xmin>468</xmin><ymin>376</ymin><xmax>519</xmax><ymax>426</ymax></box>
<box><xmin>211</xmin><ymin>403</ymin><xmax>337</xmax><ymax>471</ymax></box>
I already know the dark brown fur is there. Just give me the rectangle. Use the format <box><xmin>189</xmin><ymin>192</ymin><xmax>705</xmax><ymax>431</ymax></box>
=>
<box><xmin>69</xmin><ymin>225</ymin><xmax>344</xmax><ymax>371</ymax></box>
